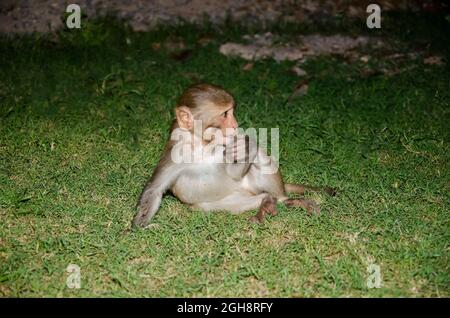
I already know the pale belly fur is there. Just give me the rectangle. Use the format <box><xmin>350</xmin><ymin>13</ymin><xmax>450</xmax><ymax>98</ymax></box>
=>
<box><xmin>171</xmin><ymin>164</ymin><xmax>254</xmax><ymax>204</ymax></box>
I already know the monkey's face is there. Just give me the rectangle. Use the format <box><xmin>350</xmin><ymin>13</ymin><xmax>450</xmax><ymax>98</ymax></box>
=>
<box><xmin>213</xmin><ymin>105</ymin><xmax>238</xmax><ymax>137</ymax></box>
<box><xmin>175</xmin><ymin>101</ymin><xmax>238</xmax><ymax>142</ymax></box>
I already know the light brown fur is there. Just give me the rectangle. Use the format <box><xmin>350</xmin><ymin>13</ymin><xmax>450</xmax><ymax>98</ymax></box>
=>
<box><xmin>133</xmin><ymin>83</ymin><xmax>335</xmax><ymax>228</ymax></box>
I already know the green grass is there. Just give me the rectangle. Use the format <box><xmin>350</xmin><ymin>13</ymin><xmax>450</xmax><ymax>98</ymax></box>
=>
<box><xmin>0</xmin><ymin>13</ymin><xmax>449</xmax><ymax>297</ymax></box>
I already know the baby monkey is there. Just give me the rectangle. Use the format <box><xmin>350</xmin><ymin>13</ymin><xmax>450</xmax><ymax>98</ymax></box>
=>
<box><xmin>133</xmin><ymin>83</ymin><xmax>335</xmax><ymax>228</ymax></box>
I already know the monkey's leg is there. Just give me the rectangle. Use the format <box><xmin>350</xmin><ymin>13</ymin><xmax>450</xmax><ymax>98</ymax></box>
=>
<box><xmin>284</xmin><ymin>183</ymin><xmax>336</xmax><ymax>196</ymax></box>
<box><xmin>283</xmin><ymin>198</ymin><xmax>320</xmax><ymax>215</ymax></box>
<box><xmin>193</xmin><ymin>192</ymin><xmax>267</xmax><ymax>214</ymax></box>
<box><xmin>249</xmin><ymin>194</ymin><xmax>278</xmax><ymax>223</ymax></box>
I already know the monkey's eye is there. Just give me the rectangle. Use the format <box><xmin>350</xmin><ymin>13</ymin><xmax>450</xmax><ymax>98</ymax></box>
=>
<box><xmin>222</xmin><ymin>111</ymin><xmax>228</xmax><ymax>118</ymax></box>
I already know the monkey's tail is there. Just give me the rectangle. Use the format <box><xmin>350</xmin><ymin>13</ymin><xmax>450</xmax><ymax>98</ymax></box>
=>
<box><xmin>284</xmin><ymin>183</ymin><xmax>336</xmax><ymax>196</ymax></box>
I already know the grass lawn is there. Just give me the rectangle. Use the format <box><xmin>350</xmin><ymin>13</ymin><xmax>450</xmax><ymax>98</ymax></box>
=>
<box><xmin>0</xmin><ymin>12</ymin><xmax>449</xmax><ymax>297</ymax></box>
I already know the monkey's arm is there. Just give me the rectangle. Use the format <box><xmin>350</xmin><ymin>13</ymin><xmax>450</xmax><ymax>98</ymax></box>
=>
<box><xmin>133</xmin><ymin>161</ymin><xmax>181</xmax><ymax>228</ymax></box>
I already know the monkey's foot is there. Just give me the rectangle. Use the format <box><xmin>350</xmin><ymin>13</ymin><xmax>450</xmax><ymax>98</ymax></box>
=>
<box><xmin>324</xmin><ymin>187</ymin><xmax>337</xmax><ymax>196</ymax></box>
<box><xmin>250</xmin><ymin>195</ymin><xmax>278</xmax><ymax>223</ymax></box>
<box><xmin>284</xmin><ymin>198</ymin><xmax>320</xmax><ymax>215</ymax></box>
<box><xmin>249</xmin><ymin>215</ymin><xmax>263</xmax><ymax>223</ymax></box>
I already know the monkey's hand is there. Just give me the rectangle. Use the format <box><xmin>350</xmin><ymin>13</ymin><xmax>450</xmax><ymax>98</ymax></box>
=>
<box><xmin>133</xmin><ymin>190</ymin><xmax>163</xmax><ymax>228</ymax></box>
<box><xmin>224</xmin><ymin>134</ymin><xmax>258</xmax><ymax>179</ymax></box>
<box><xmin>133</xmin><ymin>164</ymin><xmax>181</xmax><ymax>229</ymax></box>
<box><xmin>224</xmin><ymin>134</ymin><xmax>258</xmax><ymax>164</ymax></box>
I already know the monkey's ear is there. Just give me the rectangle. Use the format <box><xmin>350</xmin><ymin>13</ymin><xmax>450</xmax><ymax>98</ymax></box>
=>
<box><xmin>175</xmin><ymin>106</ymin><xmax>193</xmax><ymax>130</ymax></box>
